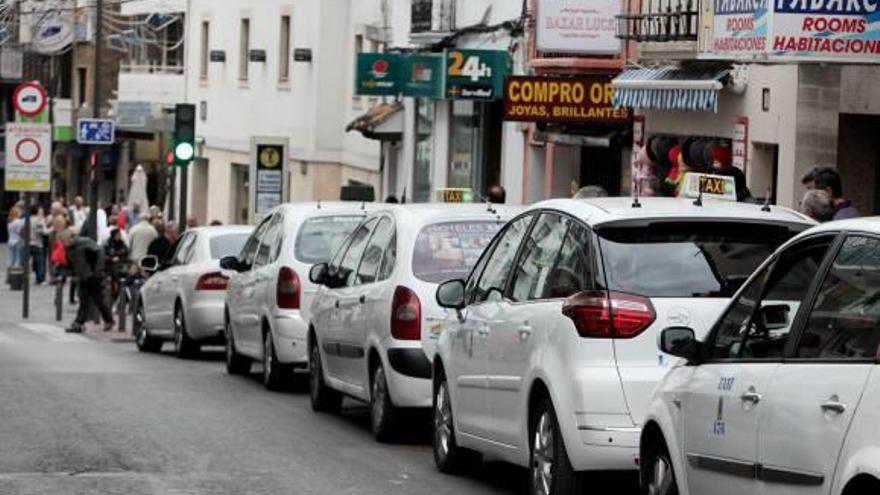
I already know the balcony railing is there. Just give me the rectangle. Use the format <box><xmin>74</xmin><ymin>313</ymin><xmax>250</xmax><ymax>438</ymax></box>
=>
<box><xmin>616</xmin><ymin>0</ymin><xmax>698</xmax><ymax>42</ymax></box>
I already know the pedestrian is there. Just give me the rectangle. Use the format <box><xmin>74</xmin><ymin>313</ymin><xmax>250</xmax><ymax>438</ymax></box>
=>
<box><xmin>7</xmin><ymin>207</ymin><xmax>24</xmax><ymax>268</ymax></box>
<box><xmin>105</xmin><ymin>228</ymin><xmax>129</xmax><ymax>304</ymax></box>
<box><xmin>385</xmin><ymin>196</ymin><xmax>399</xmax><ymax>204</ymax></box>
<box><xmin>800</xmin><ymin>189</ymin><xmax>836</xmax><ymax>223</ymax></box>
<box><xmin>64</xmin><ymin>228</ymin><xmax>114</xmax><ymax>333</ymax></box>
<box><xmin>186</xmin><ymin>215</ymin><xmax>199</xmax><ymax>229</ymax></box>
<box><xmin>125</xmin><ymin>201</ymin><xmax>143</xmax><ymax>232</ymax></box>
<box><xmin>486</xmin><ymin>185</ymin><xmax>506</xmax><ymax>204</ymax></box>
<box><xmin>105</xmin><ymin>214</ymin><xmax>129</xmax><ymax>246</ymax></box>
<box><xmin>801</xmin><ymin>166</ymin><xmax>859</xmax><ymax>220</ymax></box>
<box><xmin>573</xmin><ymin>185</ymin><xmax>609</xmax><ymax>199</ymax></box>
<box><xmin>68</xmin><ymin>196</ymin><xmax>88</xmax><ymax>234</ymax></box>
<box><xmin>209</xmin><ymin>220</ymin><xmax>223</xmax><ymax>226</ymax></box>
<box><xmin>28</xmin><ymin>204</ymin><xmax>46</xmax><ymax>285</ymax></box>
<box><xmin>147</xmin><ymin>220</ymin><xmax>174</xmax><ymax>262</ymax></box>
<box><xmin>128</xmin><ymin>213</ymin><xmax>158</xmax><ymax>263</ymax></box>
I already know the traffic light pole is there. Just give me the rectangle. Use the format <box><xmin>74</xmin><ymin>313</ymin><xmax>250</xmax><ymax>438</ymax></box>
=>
<box><xmin>87</xmin><ymin>0</ymin><xmax>104</xmax><ymax>241</ymax></box>
<box><xmin>179</xmin><ymin>162</ymin><xmax>188</xmax><ymax>233</ymax></box>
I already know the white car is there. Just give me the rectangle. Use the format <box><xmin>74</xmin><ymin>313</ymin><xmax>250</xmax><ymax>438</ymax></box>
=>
<box><xmin>222</xmin><ymin>202</ymin><xmax>374</xmax><ymax>390</ymax></box>
<box><xmin>134</xmin><ymin>225</ymin><xmax>253</xmax><ymax>357</ymax></box>
<box><xmin>307</xmin><ymin>204</ymin><xmax>520</xmax><ymax>441</ymax></box>
<box><xmin>430</xmin><ymin>197</ymin><xmax>815</xmax><ymax>495</ymax></box>
<box><xmin>641</xmin><ymin>217</ymin><xmax>880</xmax><ymax>495</ymax></box>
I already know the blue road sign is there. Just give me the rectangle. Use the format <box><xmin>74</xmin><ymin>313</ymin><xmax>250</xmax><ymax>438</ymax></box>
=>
<box><xmin>77</xmin><ymin>118</ymin><xmax>115</xmax><ymax>145</ymax></box>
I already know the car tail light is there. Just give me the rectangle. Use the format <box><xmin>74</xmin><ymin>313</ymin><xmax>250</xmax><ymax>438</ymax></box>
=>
<box><xmin>195</xmin><ymin>272</ymin><xmax>229</xmax><ymax>291</ymax></box>
<box><xmin>277</xmin><ymin>267</ymin><xmax>301</xmax><ymax>310</ymax></box>
<box><xmin>562</xmin><ymin>291</ymin><xmax>655</xmax><ymax>339</ymax></box>
<box><xmin>391</xmin><ymin>286</ymin><xmax>421</xmax><ymax>341</ymax></box>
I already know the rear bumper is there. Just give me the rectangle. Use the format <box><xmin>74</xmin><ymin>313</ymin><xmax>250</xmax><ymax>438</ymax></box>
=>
<box><xmin>187</xmin><ymin>296</ymin><xmax>226</xmax><ymax>341</ymax></box>
<box><xmin>384</xmin><ymin>348</ymin><xmax>432</xmax><ymax>408</ymax></box>
<box><xmin>272</xmin><ymin>312</ymin><xmax>309</xmax><ymax>366</ymax></box>
<box><xmin>568</xmin><ymin>424</ymin><xmax>641</xmax><ymax>471</ymax></box>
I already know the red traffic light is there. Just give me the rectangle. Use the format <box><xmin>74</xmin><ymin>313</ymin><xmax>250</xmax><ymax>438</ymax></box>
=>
<box><xmin>166</xmin><ymin>150</ymin><xmax>175</xmax><ymax>165</ymax></box>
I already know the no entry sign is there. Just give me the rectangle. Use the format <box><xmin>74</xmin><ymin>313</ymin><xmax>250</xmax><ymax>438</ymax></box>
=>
<box><xmin>13</xmin><ymin>82</ymin><xmax>48</xmax><ymax>119</ymax></box>
<box><xmin>5</xmin><ymin>123</ymin><xmax>52</xmax><ymax>192</ymax></box>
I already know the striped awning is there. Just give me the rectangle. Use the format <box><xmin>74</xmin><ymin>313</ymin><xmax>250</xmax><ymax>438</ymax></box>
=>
<box><xmin>613</xmin><ymin>66</ymin><xmax>731</xmax><ymax>113</ymax></box>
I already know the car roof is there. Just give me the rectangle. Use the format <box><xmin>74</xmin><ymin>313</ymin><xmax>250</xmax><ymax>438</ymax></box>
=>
<box><xmin>188</xmin><ymin>225</ymin><xmax>253</xmax><ymax>236</ymax></box>
<box><xmin>532</xmin><ymin>197</ymin><xmax>815</xmax><ymax>227</ymax></box>
<box><xmin>277</xmin><ymin>201</ymin><xmax>378</xmax><ymax>214</ymax></box>
<box><xmin>373</xmin><ymin>203</ymin><xmax>524</xmax><ymax>226</ymax></box>
<box><xmin>790</xmin><ymin>216</ymin><xmax>880</xmax><ymax>238</ymax></box>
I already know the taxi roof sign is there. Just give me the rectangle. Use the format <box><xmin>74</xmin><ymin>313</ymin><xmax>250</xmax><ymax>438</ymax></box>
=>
<box><xmin>436</xmin><ymin>188</ymin><xmax>474</xmax><ymax>204</ymax></box>
<box><xmin>680</xmin><ymin>173</ymin><xmax>738</xmax><ymax>202</ymax></box>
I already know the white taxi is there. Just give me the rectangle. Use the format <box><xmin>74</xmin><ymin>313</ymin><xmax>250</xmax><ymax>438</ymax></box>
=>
<box><xmin>431</xmin><ymin>197</ymin><xmax>814</xmax><ymax>495</ymax></box>
<box><xmin>643</xmin><ymin>218</ymin><xmax>880</xmax><ymax>495</ymax></box>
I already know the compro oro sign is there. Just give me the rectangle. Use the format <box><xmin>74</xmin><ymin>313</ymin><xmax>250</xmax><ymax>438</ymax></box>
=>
<box><xmin>5</xmin><ymin>123</ymin><xmax>52</xmax><ymax>192</ymax></box>
<box><xmin>536</xmin><ymin>0</ymin><xmax>622</xmax><ymax>55</ymax></box>
<box><xmin>503</xmin><ymin>76</ymin><xmax>631</xmax><ymax>124</ymax></box>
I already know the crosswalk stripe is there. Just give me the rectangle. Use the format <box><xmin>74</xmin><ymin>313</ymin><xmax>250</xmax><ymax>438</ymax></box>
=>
<box><xmin>18</xmin><ymin>323</ymin><xmax>88</xmax><ymax>343</ymax></box>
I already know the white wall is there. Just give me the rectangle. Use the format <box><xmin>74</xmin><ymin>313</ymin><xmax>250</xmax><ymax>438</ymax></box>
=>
<box><xmin>118</xmin><ymin>72</ymin><xmax>186</xmax><ymax>105</ymax></box>
<box><xmin>121</xmin><ymin>0</ymin><xmax>186</xmax><ymax>16</ymax></box>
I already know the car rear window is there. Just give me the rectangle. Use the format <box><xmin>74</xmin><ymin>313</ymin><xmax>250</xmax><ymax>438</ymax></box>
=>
<box><xmin>209</xmin><ymin>233</ymin><xmax>251</xmax><ymax>260</ymax></box>
<box><xmin>597</xmin><ymin>222</ymin><xmax>802</xmax><ymax>298</ymax></box>
<box><xmin>295</xmin><ymin>215</ymin><xmax>363</xmax><ymax>264</ymax></box>
<box><xmin>412</xmin><ymin>221</ymin><xmax>503</xmax><ymax>284</ymax></box>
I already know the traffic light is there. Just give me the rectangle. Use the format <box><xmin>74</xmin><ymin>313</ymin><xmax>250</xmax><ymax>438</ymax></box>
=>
<box><xmin>173</xmin><ymin>103</ymin><xmax>196</xmax><ymax>164</ymax></box>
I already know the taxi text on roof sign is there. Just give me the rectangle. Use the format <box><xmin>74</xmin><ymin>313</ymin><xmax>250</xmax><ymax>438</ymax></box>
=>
<box><xmin>503</xmin><ymin>76</ymin><xmax>631</xmax><ymax>125</ymax></box>
<box><xmin>436</xmin><ymin>188</ymin><xmax>474</xmax><ymax>204</ymax></box>
<box><xmin>680</xmin><ymin>173</ymin><xmax>738</xmax><ymax>202</ymax></box>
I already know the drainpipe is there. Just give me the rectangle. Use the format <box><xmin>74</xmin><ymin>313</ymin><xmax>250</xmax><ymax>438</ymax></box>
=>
<box><xmin>544</xmin><ymin>142</ymin><xmax>556</xmax><ymax>199</ymax></box>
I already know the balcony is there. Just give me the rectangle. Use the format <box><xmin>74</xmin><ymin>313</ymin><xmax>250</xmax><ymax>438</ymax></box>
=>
<box><xmin>616</xmin><ymin>0</ymin><xmax>698</xmax><ymax>43</ymax></box>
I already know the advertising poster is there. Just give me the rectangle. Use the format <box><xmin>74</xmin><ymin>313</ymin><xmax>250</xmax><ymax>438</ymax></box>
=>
<box><xmin>771</xmin><ymin>0</ymin><xmax>880</xmax><ymax>61</ymax></box>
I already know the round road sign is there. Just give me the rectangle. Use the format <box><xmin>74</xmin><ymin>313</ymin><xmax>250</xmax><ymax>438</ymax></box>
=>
<box><xmin>13</xmin><ymin>82</ymin><xmax>48</xmax><ymax>118</ymax></box>
<box><xmin>15</xmin><ymin>138</ymin><xmax>42</xmax><ymax>164</ymax></box>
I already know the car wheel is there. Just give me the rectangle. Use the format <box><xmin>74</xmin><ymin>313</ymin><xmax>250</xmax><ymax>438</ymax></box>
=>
<box><xmin>262</xmin><ymin>331</ymin><xmax>284</xmax><ymax>391</ymax></box>
<box><xmin>370</xmin><ymin>364</ymin><xmax>398</xmax><ymax>442</ymax></box>
<box><xmin>433</xmin><ymin>376</ymin><xmax>480</xmax><ymax>473</ymax></box>
<box><xmin>641</xmin><ymin>436</ymin><xmax>679</xmax><ymax>495</ymax></box>
<box><xmin>174</xmin><ymin>305</ymin><xmax>199</xmax><ymax>359</ymax></box>
<box><xmin>134</xmin><ymin>301</ymin><xmax>161</xmax><ymax>353</ymax></box>
<box><xmin>225</xmin><ymin>317</ymin><xmax>251</xmax><ymax>375</ymax></box>
<box><xmin>309</xmin><ymin>338</ymin><xmax>342</xmax><ymax>412</ymax></box>
<box><xmin>529</xmin><ymin>398</ymin><xmax>583</xmax><ymax>495</ymax></box>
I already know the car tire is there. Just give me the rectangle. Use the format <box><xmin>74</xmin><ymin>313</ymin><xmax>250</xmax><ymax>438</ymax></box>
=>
<box><xmin>134</xmin><ymin>300</ymin><xmax>161</xmax><ymax>353</ymax></box>
<box><xmin>174</xmin><ymin>305</ymin><xmax>199</xmax><ymax>359</ymax></box>
<box><xmin>309</xmin><ymin>338</ymin><xmax>342</xmax><ymax>412</ymax></box>
<box><xmin>640</xmin><ymin>435</ymin><xmax>679</xmax><ymax>495</ymax></box>
<box><xmin>433</xmin><ymin>376</ymin><xmax>481</xmax><ymax>473</ymax></box>
<box><xmin>529</xmin><ymin>397</ymin><xmax>583</xmax><ymax>495</ymax></box>
<box><xmin>225</xmin><ymin>317</ymin><xmax>251</xmax><ymax>376</ymax></box>
<box><xmin>262</xmin><ymin>330</ymin><xmax>284</xmax><ymax>391</ymax></box>
<box><xmin>370</xmin><ymin>364</ymin><xmax>398</xmax><ymax>442</ymax></box>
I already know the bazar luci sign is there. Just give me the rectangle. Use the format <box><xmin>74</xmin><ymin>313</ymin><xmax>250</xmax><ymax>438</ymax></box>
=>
<box><xmin>355</xmin><ymin>49</ymin><xmax>507</xmax><ymax>100</ymax></box>
<box><xmin>503</xmin><ymin>76</ymin><xmax>631</xmax><ymax>124</ymax></box>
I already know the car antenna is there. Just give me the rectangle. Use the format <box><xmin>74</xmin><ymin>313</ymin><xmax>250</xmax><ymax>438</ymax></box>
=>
<box><xmin>631</xmin><ymin>182</ymin><xmax>642</xmax><ymax>208</ymax></box>
<box><xmin>316</xmin><ymin>199</ymin><xmax>322</xmax><ymax>210</ymax></box>
<box><xmin>693</xmin><ymin>188</ymin><xmax>704</xmax><ymax>207</ymax></box>
<box><xmin>361</xmin><ymin>201</ymin><xmax>366</xmax><ymax>211</ymax></box>
<box><xmin>482</xmin><ymin>195</ymin><xmax>498</xmax><ymax>215</ymax></box>
<box><xmin>401</xmin><ymin>186</ymin><xmax>407</xmax><ymax>205</ymax></box>
<box><xmin>761</xmin><ymin>189</ymin><xmax>772</xmax><ymax>212</ymax></box>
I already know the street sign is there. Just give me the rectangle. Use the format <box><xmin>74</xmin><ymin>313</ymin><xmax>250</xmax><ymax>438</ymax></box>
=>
<box><xmin>13</xmin><ymin>81</ymin><xmax>48</xmax><ymax>118</ymax></box>
<box><xmin>5</xmin><ymin>123</ymin><xmax>52</xmax><ymax>192</ymax></box>
<box><xmin>77</xmin><ymin>118</ymin><xmax>115</xmax><ymax>145</ymax></box>
<box><xmin>250</xmin><ymin>137</ymin><xmax>289</xmax><ymax>221</ymax></box>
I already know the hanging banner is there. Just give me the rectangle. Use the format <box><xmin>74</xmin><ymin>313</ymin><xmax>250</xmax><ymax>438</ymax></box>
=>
<box><xmin>503</xmin><ymin>75</ymin><xmax>631</xmax><ymax>124</ymax></box>
<box><xmin>536</xmin><ymin>0</ymin><xmax>622</xmax><ymax>55</ymax></box>
<box><xmin>355</xmin><ymin>53</ymin><xmax>402</xmax><ymax>96</ymax></box>
<box><xmin>711</xmin><ymin>0</ymin><xmax>769</xmax><ymax>56</ymax></box>
<box><xmin>445</xmin><ymin>50</ymin><xmax>508</xmax><ymax>101</ymax></box>
<box><xmin>401</xmin><ymin>54</ymin><xmax>445</xmax><ymax>99</ymax></box>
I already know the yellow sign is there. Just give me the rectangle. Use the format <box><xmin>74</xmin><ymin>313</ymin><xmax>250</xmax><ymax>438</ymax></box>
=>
<box><xmin>681</xmin><ymin>173</ymin><xmax>738</xmax><ymax>202</ymax></box>
<box><xmin>436</xmin><ymin>188</ymin><xmax>474</xmax><ymax>203</ymax></box>
<box><xmin>259</xmin><ymin>147</ymin><xmax>281</xmax><ymax>169</ymax></box>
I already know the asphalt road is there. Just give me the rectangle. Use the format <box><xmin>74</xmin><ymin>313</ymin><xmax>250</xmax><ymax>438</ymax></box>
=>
<box><xmin>0</xmin><ymin>283</ymin><xmax>637</xmax><ymax>495</ymax></box>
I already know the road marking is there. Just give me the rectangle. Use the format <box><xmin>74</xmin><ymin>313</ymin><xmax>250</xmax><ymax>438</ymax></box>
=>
<box><xmin>19</xmin><ymin>323</ymin><xmax>88</xmax><ymax>343</ymax></box>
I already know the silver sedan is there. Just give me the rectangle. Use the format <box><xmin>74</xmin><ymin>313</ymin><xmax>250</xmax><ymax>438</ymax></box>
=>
<box><xmin>134</xmin><ymin>226</ymin><xmax>253</xmax><ymax>357</ymax></box>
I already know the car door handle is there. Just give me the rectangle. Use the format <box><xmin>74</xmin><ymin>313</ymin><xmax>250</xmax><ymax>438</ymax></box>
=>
<box><xmin>359</xmin><ymin>295</ymin><xmax>366</xmax><ymax>304</ymax></box>
<box><xmin>740</xmin><ymin>388</ymin><xmax>762</xmax><ymax>405</ymax></box>
<box><xmin>821</xmin><ymin>396</ymin><xmax>847</xmax><ymax>414</ymax></box>
<box><xmin>518</xmin><ymin>325</ymin><xmax>532</xmax><ymax>341</ymax></box>
<box><xmin>334</xmin><ymin>300</ymin><xmax>340</xmax><ymax>309</ymax></box>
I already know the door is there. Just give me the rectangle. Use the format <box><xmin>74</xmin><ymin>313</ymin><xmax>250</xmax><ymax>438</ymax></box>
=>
<box><xmin>231</xmin><ymin>216</ymin><xmax>272</xmax><ymax>356</ymax></box>
<box><xmin>683</xmin><ymin>235</ymin><xmax>836</xmax><ymax>495</ymax></box>
<box><xmin>485</xmin><ymin>214</ymin><xmax>593</xmax><ymax>447</ymax></box>
<box><xmin>249</xmin><ymin>215</ymin><xmax>284</xmax><ymax>357</ymax></box>
<box><xmin>154</xmin><ymin>233</ymin><xmax>196</xmax><ymax>329</ymax></box>
<box><xmin>454</xmin><ymin>214</ymin><xmax>533</xmax><ymax>439</ymax></box>
<box><xmin>757</xmin><ymin>235</ymin><xmax>880</xmax><ymax>495</ymax></box>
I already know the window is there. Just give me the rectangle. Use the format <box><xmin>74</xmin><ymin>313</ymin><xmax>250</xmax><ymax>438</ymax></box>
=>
<box><xmin>279</xmin><ymin>15</ymin><xmax>291</xmax><ymax>81</ymax></box>
<box><xmin>471</xmin><ymin>215</ymin><xmax>533</xmax><ymax>304</ymax></box>
<box><xmin>76</xmin><ymin>67</ymin><xmax>87</xmax><ymax>108</ymax></box>
<box><xmin>357</xmin><ymin>218</ymin><xmax>395</xmax><ymax>285</ymax></box>
<box><xmin>240</xmin><ymin>216</ymin><xmax>273</xmax><ymax>269</ymax></box>
<box><xmin>173</xmin><ymin>233</ymin><xmax>197</xmax><ymax>266</ymax></box>
<box><xmin>380</xmin><ymin>231</ymin><xmax>397</xmax><ymax>281</ymax></box>
<box><xmin>255</xmin><ymin>216</ymin><xmax>283</xmax><ymax>267</ymax></box>
<box><xmin>239</xmin><ymin>18</ymin><xmax>250</xmax><ymax>81</ymax></box>
<box><xmin>797</xmin><ymin>236</ymin><xmax>880</xmax><ymax>360</ymax></box>
<box><xmin>412</xmin><ymin>221</ymin><xmax>503</xmax><ymax>284</ymax></box>
<box><xmin>511</xmin><ymin>215</ymin><xmax>592</xmax><ymax>302</ymax></box>
<box><xmin>335</xmin><ymin>219</ymin><xmax>377</xmax><ymax>287</ymax></box>
<box><xmin>294</xmin><ymin>216</ymin><xmax>363</xmax><ymax>264</ymax></box>
<box><xmin>209</xmin><ymin>233</ymin><xmax>250</xmax><ymax>260</ymax></box>
<box><xmin>710</xmin><ymin>236</ymin><xmax>835</xmax><ymax>360</ymax></box>
<box><xmin>200</xmin><ymin>21</ymin><xmax>209</xmax><ymax>79</ymax></box>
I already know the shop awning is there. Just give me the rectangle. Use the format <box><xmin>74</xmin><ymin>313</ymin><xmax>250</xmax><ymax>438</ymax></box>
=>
<box><xmin>346</xmin><ymin>102</ymin><xmax>404</xmax><ymax>141</ymax></box>
<box><xmin>612</xmin><ymin>66</ymin><xmax>731</xmax><ymax>113</ymax></box>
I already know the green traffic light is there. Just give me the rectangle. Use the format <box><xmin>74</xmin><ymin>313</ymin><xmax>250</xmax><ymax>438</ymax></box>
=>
<box><xmin>175</xmin><ymin>142</ymin><xmax>195</xmax><ymax>162</ymax></box>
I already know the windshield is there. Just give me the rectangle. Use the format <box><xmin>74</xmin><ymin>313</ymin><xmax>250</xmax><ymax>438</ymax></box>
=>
<box><xmin>209</xmin><ymin>233</ymin><xmax>251</xmax><ymax>260</ymax></box>
<box><xmin>295</xmin><ymin>216</ymin><xmax>363</xmax><ymax>264</ymax></box>
<box><xmin>412</xmin><ymin>221</ymin><xmax>503</xmax><ymax>284</ymax></box>
<box><xmin>598</xmin><ymin>222</ymin><xmax>801</xmax><ymax>298</ymax></box>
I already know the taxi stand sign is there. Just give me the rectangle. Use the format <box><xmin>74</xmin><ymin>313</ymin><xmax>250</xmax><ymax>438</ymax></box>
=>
<box><xmin>5</xmin><ymin>123</ymin><xmax>52</xmax><ymax>192</ymax></box>
<box><xmin>680</xmin><ymin>173</ymin><xmax>738</xmax><ymax>202</ymax></box>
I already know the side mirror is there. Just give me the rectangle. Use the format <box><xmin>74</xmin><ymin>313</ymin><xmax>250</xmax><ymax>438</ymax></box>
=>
<box><xmin>759</xmin><ymin>304</ymin><xmax>790</xmax><ymax>331</ymax></box>
<box><xmin>220</xmin><ymin>256</ymin><xmax>241</xmax><ymax>272</ymax></box>
<box><xmin>436</xmin><ymin>279</ymin><xmax>466</xmax><ymax>310</ymax></box>
<box><xmin>139</xmin><ymin>255</ymin><xmax>159</xmax><ymax>273</ymax></box>
<box><xmin>309</xmin><ymin>263</ymin><xmax>329</xmax><ymax>285</ymax></box>
<box><xmin>659</xmin><ymin>327</ymin><xmax>700</xmax><ymax>362</ymax></box>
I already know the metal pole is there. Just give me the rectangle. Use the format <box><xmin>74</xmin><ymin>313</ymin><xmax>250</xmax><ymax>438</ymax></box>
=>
<box><xmin>179</xmin><ymin>162</ymin><xmax>188</xmax><ymax>233</ymax></box>
<box><xmin>87</xmin><ymin>0</ymin><xmax>104</xmax><ymax>241</ymax></box>
<box><xmin>22</xmin><ymin>194</ymin><xmax>30</xmax><ymax>319</ymax></box>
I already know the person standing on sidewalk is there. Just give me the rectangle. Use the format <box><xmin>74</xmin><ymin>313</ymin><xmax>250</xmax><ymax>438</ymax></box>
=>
<box><xmin>64</xmin><ymin>226</ymin><xmax>114</xmax><ymax>333</ymax></box>
<box><xmin>7</xmin><ymin>207</ymin><xmax>24</xmax><ymax>269</ymax></box>
<box><xmin>28</xmin><ymin>205</ymin><xmax>46</xmax><ymax>285</ymax></box>
<box><xmin>128</xmin><ymin>213</ymin><xmax>158</xmax><ymax>264</ymax></box>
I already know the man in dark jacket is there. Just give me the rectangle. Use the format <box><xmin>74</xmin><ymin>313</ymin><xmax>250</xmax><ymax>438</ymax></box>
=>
<box><xmin>65</xmin><ymin>232</ymin><xmax>114</xmax><ymax>333</ymax></box>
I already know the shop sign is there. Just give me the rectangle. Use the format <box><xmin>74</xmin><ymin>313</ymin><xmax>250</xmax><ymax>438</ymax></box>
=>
<box><xmin>355</xmin><ymin>53</ymin><xmax>401</xmax><ymax>96</ymax></box>
<box><xmin>503</xmin><ymin>76</ymin><xmax>631</xmax><ymax>124</ymax></box>
<box><xmin>445</xmin><ymin>50</ymin><xmax>507</xmax><ymax>101</ymax></box>
<box><xmin>733</xmin><ymin>116</ymin><xmax>749</xmax><ymax>171</ymax></box>
<box><xmin>536</xmin><ymin>0</ymin><xmax>622</xmax><ymax>55</ymax></box>
<box><xmin>712</xmin><ymin>0</ymin><xmax>768</xmax><ymax>56</ymax></box>
<box><xmin>681</xmin><ymin>173</ymin><xmax>738</xmax><ymax>202</ymax></box>
<box><xmin>436</xmin><ymin>188</ymin><xmax>475</xmax><ymax>203</ymax></box>
<box><xmin>402</xmin><ymin>54</ymin><xmax>445</xmax><ymax>99</ymax></box>
<box><xmin>771</xmin><ymin>0</ymin><xmax>880</xmax><ymax>61</ymax></box>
